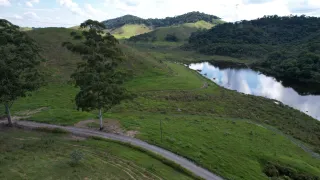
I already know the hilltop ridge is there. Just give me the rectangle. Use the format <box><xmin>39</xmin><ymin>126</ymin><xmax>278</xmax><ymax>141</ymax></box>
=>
<box><xmin>103</xmin><ymin>11</ymin><xmax>221</xmax><ymax>29</ymax></box>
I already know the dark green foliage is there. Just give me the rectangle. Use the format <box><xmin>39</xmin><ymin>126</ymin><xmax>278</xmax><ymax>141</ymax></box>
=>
<box><xmin>103</xmin><ymin>12</ymin><xmax>220</xmax><ymax>29</ymax></box>
<box><xmin>63</xmin><ymin>20</ymin><xmax>128</xmax><ymax>128</ymax></box>
<box><xmin>187</xmin><ymin>15</ymin><xmax>320</xmax><ymax>84</ymax></box>
<box><xmin>165</xmin><ymin>34</ymin><xmax>179</xmax><ymax>42</ymax></box>
<box><xmin>258</xmin><ymin>51</ymin><xmax>320</xmax><ymax>83</ymax></box>
<box><xmin>189</xmin><ymin>15</ymin><xmax>320</xmax><ymax>46</ymax></box>
<box><xmin>0</xmin><ymin>19</ymin><xmax>44</xmax><ymax>125</ymax></box>
<box><xmin>263</xmin><ymin>162</ymin><xmax>319</xmax><ymax>180</ymax></box>
<box><xmin>70</xmin><ymin>31</ymin><xmax>77</xmax><ymax>36</ymax></box>
<box><xmin>128</xmin><ymin>31</ymin><xmax>156</xmax><ymax>42</ymax></box>
<box><xmin>70</xmin><ymin>31</ymin><xmax>82</xmax><ymax>40</ymax></box>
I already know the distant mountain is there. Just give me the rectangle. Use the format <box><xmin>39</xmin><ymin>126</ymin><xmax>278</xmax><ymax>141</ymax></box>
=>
<box><xmin>187</xmin><ymin>15</ymin><xmax>320</xmax><ymax>84</ymax></box>
<box><xmin>102</xmin><ymin>12</ymin><xmax>221</xmax><ymax>29</ymax></box>
<box><xmin>128</xmin><ymin>20</ymin><xmax>220</xmax><ymax>42</ymax></box>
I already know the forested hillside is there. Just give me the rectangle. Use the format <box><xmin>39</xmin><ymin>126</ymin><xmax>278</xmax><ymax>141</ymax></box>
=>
<box><xmin>103</xmin><ymin>11</ymin><xmax>221</xmax><ymax>29</ymax></box>
<box><xmin>187</xmin><ymin>15</ymin><xmax>320</xmax><ymax>83</ymax></box>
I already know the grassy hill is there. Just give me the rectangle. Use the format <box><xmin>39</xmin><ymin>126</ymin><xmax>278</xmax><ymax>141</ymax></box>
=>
<box><xmin>101</xmin><ymin>12</ymin><xmax>223</xmax><ymax>39</ymax></box>
<box><xmin>110</xmin><ymin>24</ymin><xmax>153</xmax><ymax>39</ymax></box>
<box><xmin>128</xmin><ymin>20</ymin><xmax>218</xmax><ymax>42</ymax></box>
<box><xmin>102</xmin><ymin>12</ymin><xmax>221</xmax><ymax>29</ymax></box>
<box><xmin>1</xmin><ymin>27</ymin><xmax>320</xmax><ymax>179</ymax></box>
<box><xmin>0</xmin><ymin>128</ymin><xmax>193</xmax><ymax>180</ymax></box>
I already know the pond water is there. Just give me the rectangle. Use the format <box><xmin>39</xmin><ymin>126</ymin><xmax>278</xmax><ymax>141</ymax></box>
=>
<box><xmin>189</xmin><ymin>62</ymin><xmax>320</xmax><ymax>120</ymax></box>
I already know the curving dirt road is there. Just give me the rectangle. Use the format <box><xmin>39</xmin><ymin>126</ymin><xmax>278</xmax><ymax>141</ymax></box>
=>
<box><xmin>13</xmin><ymin>121</ymin><xmax>223</xmax><ymax>180</ymax></box>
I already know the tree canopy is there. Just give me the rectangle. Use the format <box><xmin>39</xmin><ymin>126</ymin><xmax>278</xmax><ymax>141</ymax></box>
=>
<box><xmin>103</xmin><ymin>12</ymin><xmax>221</xmax><ymax>29</ymax></box>
<box><xmin>187</xmin><ymin>15</ymin><xmax>320</xmax><ymax>84</ymax></box>
<box><xmin>63</xmin><ymin>19</ymin><xmax>127</xmax><ymax>129</ymax></box>
<box><xmin>0</xmin><ymin>19</ymin><xmax>44</xmax><ymax>125</ymax></box>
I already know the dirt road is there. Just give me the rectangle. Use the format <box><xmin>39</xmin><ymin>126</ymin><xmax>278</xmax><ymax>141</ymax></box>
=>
<box><xmin>13</xmin><ymin>121</ymin><xmax>223</xmax><ymax>180</ymax></box>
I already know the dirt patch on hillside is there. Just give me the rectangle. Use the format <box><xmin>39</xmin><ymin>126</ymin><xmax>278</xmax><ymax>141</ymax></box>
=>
<box><xmin>126</xmin><ymin>130</ymin><xmax>139</xmax><ymax>138</ymax></box>
<box><xmin>67</xmin><ymin>135</ymin><xmax>87</xmax><ymax>141</ymax></box>
<box><xmin>74</xmin><ymin>119</ymin><xmax>95</xmax><ymax>128</ymax></box>
<box><xmin>74</xmin><ymin>119</ymin><xmax>139</xmax><ymax>137</ymax></box>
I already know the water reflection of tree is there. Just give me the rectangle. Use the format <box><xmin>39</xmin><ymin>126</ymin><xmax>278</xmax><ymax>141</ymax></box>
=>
<box><xmin>210</xmin><ymin>61</ymin><xmax>320</xmax><ymax>95</ymax></box>
<box><xmin>208</xmin><ymin>61</ymin><xmax>247</xmax><ymax>70</ymax></box>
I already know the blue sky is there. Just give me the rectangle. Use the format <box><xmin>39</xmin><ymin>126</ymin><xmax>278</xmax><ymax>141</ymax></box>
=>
<box><xmin>1</xmin><ymin>0</ymin><xmax>320</xmax><ymax>27</ymax></box>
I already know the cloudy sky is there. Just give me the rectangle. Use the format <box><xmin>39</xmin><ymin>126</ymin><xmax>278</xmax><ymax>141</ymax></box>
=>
<box><xmin>1</xmin><ymin>0</ymin><xmax>320</xmax><ymax>27</ymax></box>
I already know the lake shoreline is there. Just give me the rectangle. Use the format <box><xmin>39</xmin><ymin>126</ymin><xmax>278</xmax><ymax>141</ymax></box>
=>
<box><xmin>189</xmin><ymin>62</ymin><xmax>320</xmax><ymax>121</ymax></box>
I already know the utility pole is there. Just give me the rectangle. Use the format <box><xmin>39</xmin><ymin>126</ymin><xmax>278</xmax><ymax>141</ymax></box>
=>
<box><xmin>160</xmin><ymin>119</ymin><xmax>163</xmax><ymax>143</ymax></box>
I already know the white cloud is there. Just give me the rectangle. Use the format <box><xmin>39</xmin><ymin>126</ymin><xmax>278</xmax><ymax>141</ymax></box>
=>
<box><xmin>4</xmin><ymin>0</ymin><xmax>320</xmax><ymax>28</ymax></box>
<box><xmin>24</xmin><ymin>12</ymin><xmax>40</xmax><ymax>19</ymax></box>
<box><xmin>0</xmin><ymin>0</ymin><xmax>10</xmax><ymax>6</ymax></box>
<box><xmin>25</xmin><ymin>0</ymin><xmax>40</xmax><ymax>7</ymax></box>
<box><xmin>242</xmin><ymin>0</ymin><xmax>274</xmax><ymax>5</ymax></box>
<box><xmin>13</xmin><ymin>14</ymin><xmax>23</xmax><ymax>19</ymax></box>
<box><xmin>57</xmin><ymin>0</ymin><xmax>89</xmax><ymax>17</ymax></box>
<box><xmin>57</xmin><ymin>1</ymin><xmax>109</xmax><ymax>20</ymax></box>
<box><xmin>84</xmin><ymin>4</ymin><xmax>109</xmax><ymax>19</ymax></box>
<box><xmin>101</xmin><ymin>0</ymin><xmax>320</xmax><ymax>22</ymax></box>
<box><xmin>23</xmin><ymin>8</ymin><xmax>60</xmax><ymax>12</ymax></box>
<box><xmin>104</xmin><ymin>0</ymin><xmax>140</xmax><ymax>13</ymax></box>
<box><xmin>26</xmin><ymin>1</ymin><xmax>33</xmax><ymax>7</ymax></box>
<box><xmin>288</xmin><ymin>0</ymin><xmax>320</xmax><ymax>14</ymax></box>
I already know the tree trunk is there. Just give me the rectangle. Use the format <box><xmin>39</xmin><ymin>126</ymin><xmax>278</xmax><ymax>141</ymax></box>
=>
<box><xmin>99</xmin><ymin>108</ymin><xmax>103</xmax><ymax>131</ymax></box>
<box><xmin>160</xmin><ymin>119</ymin><xmax>163</xmax><ymax>143</ymax></box>
<box><xmin>4</xmin><ymin>104</ymin><xmax>13</xmax><ymax>127</ymax></box>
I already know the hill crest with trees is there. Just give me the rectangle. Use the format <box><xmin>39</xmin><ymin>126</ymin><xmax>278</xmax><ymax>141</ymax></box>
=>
<box><xmin>186</xmin><ymin>15</ymin><xmax>320</xmax><ymax>84</ymax></box>
<box><xmin>102</xmin><ymin>11</ymin><xmax>221</xmax><ymax>29</ymax></box>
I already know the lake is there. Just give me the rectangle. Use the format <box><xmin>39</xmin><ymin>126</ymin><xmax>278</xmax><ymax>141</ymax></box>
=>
<box><xmin>189</xmin><ymin>62</ymin><xmax>320</xmax><ymax>120</ymax></box>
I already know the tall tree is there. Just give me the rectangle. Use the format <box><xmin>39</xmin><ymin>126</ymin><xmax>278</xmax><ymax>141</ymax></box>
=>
<box><xmin>0</xmin><ymin>19</ymin><xmax>44</xmax><ymax>126</ymax></box>
<box><xmin>63</xmin><ymin>20</ymin><xmax>127</xmax><ymax>130</ymax></box>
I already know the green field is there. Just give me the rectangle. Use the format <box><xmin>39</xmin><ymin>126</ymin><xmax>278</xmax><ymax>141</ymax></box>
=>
<box><xmin>150</xmin><ymin>21</ymin><xmax>215</xmax><ymax>41</ymax></box>
<box><xmin>101</xmin><ymin>113</ymin><xmax>320</xmax><ymax>180</ymax></box>
<box><xmin>0</xmin><ymin>128</ymin><xmax>192</xmax><ymax>180</ymax></box>
<box><xmin>128</xmin><ymin>20</ymin><xmax>217</xmax><ymax>42</ymax></box>
<box><xmin>111</xmin><ymin>24</ymin><xmax>153</xmax><ymax>39</ymax></box>
<box><xmin>2</xmin><ymin>28</ymin><xmax>320</xmax><ymax>180</ymax></box>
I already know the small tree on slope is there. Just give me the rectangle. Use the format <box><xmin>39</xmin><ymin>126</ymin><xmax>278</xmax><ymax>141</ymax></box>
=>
<box><xmin>0</xmin><ymin>19</ymin><xmax>44</xmax><ymax>126</ymax></box>
<box><xmin>63</xmin><ymin>20</ymin><xmax>127</xmax><ymax>130</ymax></box>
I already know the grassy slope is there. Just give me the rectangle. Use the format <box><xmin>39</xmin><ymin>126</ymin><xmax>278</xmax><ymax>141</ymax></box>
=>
<box><xmin>3</xmin><ymin>28</ymin><xmax>320</xmax><ymax>179</ymax></box>
<box><xmin>8</xmin><ymin>28</ymin><xmax>94</xmax><ymax>125</ymax></box>
<box><xmin>127</xmin><ymin>20</ymin><xmax>216</xmax><ymax>42</ymax></box>
<box><xmin>152</xmin><ymin>21</ymin><xmax>215</xmax><ymax>41</ymax></box>
<box><xmin>129</xmin><ymin>42</ymin><xmax>254</xmax><ymax>64</ymax></box>
<box><xmin>104</xmin><ymin>113</ymin><xmax>320</xmax><ymax>180</ymax></box>
<box><xmin>71</xmin><ymin>20</ymin><xmax>215</xmax><ymax>40</ymax></box>
<box><xmin>111</xmin><ymin>24</ymin><xmax>153</xmax><ymax>39</ymax></box>
<box><xmin>0</xmin><ymin>128</ymin><xmax>192</xmax><ymax>180</ymax></box>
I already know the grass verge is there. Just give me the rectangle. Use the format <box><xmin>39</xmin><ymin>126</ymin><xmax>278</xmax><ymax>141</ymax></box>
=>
<box><xmin>91</xmin><ymin>136</ymin><xmax>204</xmax><ymax>180</ymax></box>
<box><xmin>0</xmin><ymin>128</ymin><xmax>193</xmax><ymax>180</ymax></box>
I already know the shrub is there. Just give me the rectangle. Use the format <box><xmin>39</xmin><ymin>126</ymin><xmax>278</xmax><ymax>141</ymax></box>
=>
<box><xmin>70</xmin><ymin>150</ymin><xmax>84</xmax><ymax>166</ymax></box>
<box><xmin>70</xmin><ymin>31</ymin><xmax>77</xmax><ymax>36</ymax></box>
<box><xmin>263</xmin><ymin>162</ymin><xmax>319</xmax><ymax>180</ymax></box>
<box><xmin>165</xmin><ymin>34</ymin><xmax>179</xmax><ymax>42</ymax></box>
<box><xmin>147</xmin><ymin>164</ymin><xmax>155</xmax><ymax>172</ymax></box>
<box><xmin>264</xmin><ymin>163</ymin><xmax>279</xmax><ymax>177</ymax></box>
<box><xmin>73</xmin><ymin>35</ymin><xmax>82</xmax><ymax>40</ymax></box>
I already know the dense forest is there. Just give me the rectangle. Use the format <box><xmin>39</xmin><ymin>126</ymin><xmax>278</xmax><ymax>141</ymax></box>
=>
<box><xmin>102</xmin><ymin>12</ymin><xmax>220</xmax><ymax>29</ymax></box>
<box><xmin>187</xmin><ymin>15</ymin><xmax>320</xmax><ymax>84</ymax></box>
